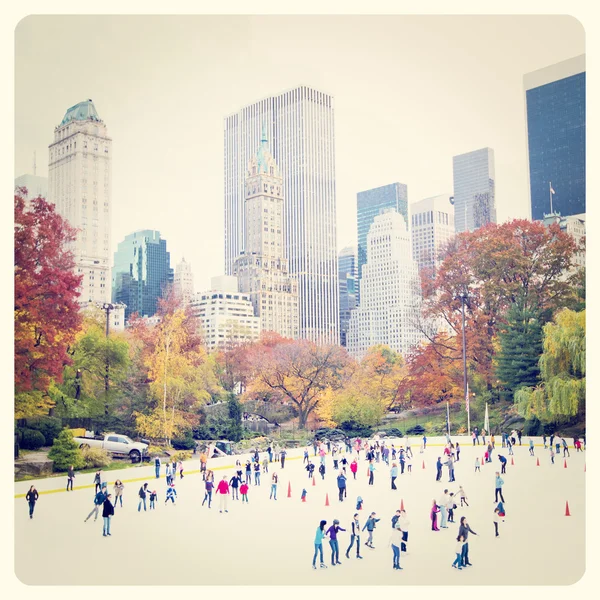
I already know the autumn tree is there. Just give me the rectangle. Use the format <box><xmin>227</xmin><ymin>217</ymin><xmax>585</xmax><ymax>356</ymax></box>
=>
<box><xmin>14</xmin><ymin>192</ymin><xmax>83</xmax><ymax>418</ymax></box>
<box><xmin>245</xmin><ymin>339</ymin><xmax>350</xmax><ymax>428</ymax></box>
<box><xmin>421</xmin><ymin>219</ymin><xmax>580</xmax><ymax>390</ymax></box>
<box><xmin>515</xmin><ymin>308</ymin><xmax>585</xmax><ymax>422</ymax></box>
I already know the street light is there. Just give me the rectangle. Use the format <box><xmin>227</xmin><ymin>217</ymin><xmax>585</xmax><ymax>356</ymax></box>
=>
<box><xmin>101</xmin><ymin>303</ymin><xmax>114</xmax><ymax>415</ymax></box>
<box><xmin>457</xmin><ymin>291</ymin><xmax>470</xmax><ymax>436</ymax></box>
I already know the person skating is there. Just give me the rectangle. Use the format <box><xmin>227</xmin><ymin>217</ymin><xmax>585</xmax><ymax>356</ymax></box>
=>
<box><xmin>306</xmin><ymin>461</ymin><xmax>315</xmax><ymax>479</ymax></box>
<box><xmin>447</xmin><ymin>492</ymin><xmax>456</xmax><ymax>523</ymax></box>
<box><xmin>303</xmin><ymin>447</ymin><xmax>309</xmax><ymax>464</ymax></box>
<box><xmin>67</xmin><ymin>465</ymin><xmax>75</xmax><ymax>491</ymax></box>
<box><xmin>445</xmin><ymin>456</ymin><xmax>455</xmax><ymax>482</ymax></box>
<box><xmin>202</xmin><ymin>475</ymin><xmax>214</xmax><ymax>508</ymax></box>
<box><xmin>517</xmin><ymin>430</ymin><xmax>522</xmax><ymax>445</ymax></box>
<box><xmin>154</xmin><ymin>455</ymin><xmax>161</xmax><ymax>479</ymax></box>
<box><xmin>93</xmin><ymin>469</ymin><xmax>102</xmax><ymax>494</ymax></box>
<box><xmin>493</xmin><ymin>506</ymin><xmax>501</xmax><ymax>537</ymax></box>
<box><xmin>101</xmin><ymin>493</ymin><xmax>114</xmax><ymax>536</ymax></box>
<box><xmin>398</xmin><ymin>510</ymin><xmax>410</xmax><ymax>551</ymax></box>
<box><xmin>458</xmin><ymin>516</ymin><xmax>477</xmax><ymax>567</ymax></box>
<box><xmin>439</xmin><ymin>489</ymin><xmax>450</xmax><ymax>528</ymax></box>
<box><xmin>562</xmin><ymin>437</ymin><xmax>570</xmax><ymax>457</ymax></box>
<box><xmin>216</xmin><ymin>475</ymin><xmax>229</xmax><ymax>513</ymax></box>
<box><xmin>245</xmin><ymin>461</ymin><xmax>252</xmax><ymax>485</ymax></box>
<box><xmin>84</xmin><ymin>487</ymin><xmax>107</xmax><ymax>522</ymax></box>
<box><xmin>199</xmin><ymin>450</ymin><xmax>208</xmax><ymax>480</ymax></box>
<box><xmin>253</xmin><ymin>462</ymin><xmax>261</xmax><ymax>486</ymax></box>
<box><xmin>529</xmin><ymin>438</ymin><xmax>535</xmax><ymax>456</ymax></box>
<box><xmin>368</xmin><ymin>460</ymin><xmax>375</xmax><ymax>485</ymax></box>
<box><xmin>455</xmin><ymin>443</ymin><xmax>461</xmax><ymax>462</ymax></box>
<box><xmin>26</xmin><ymin>485</ymin><xmax>39</xmax><ymax>519</ymax></box>
<box><xmin>337</xmin><ymin>472</ymin><xmax>347</xmax><ymax>501</ymax></box>
<box><xmin>431</xmin><ymin>499</ymin><xmax>441</xmax><ymax>531</ymax></box>
<box><xmin>178</xmin><ymin>460</ymin><xmax>184</xmax><ymax>479</ymax></box>
<box><xmin>507</xmin><ymin>438</ymin><xmax>514</xmax><ymax>456</ymax></box>
<box><xmin>270</xmin><ymin>472</ymin><xmax>278</xmax><ymax>500</ymax></box>
<box><xmin>240</xmin><ymin>481</ymin><xmax>249</xmax><ymax>503</ymax></box>
<box><xmin>165</xmin><ymin>483</ymin><xmax>177</xmax><ymax>505</ymax></box>
<box><xmin>363</xmin><ymin>512</ymin><xmax>380</xmax><ymax>548</ymax></box>
<box><xmin>399</xmin><ymin>450</ymin><xmax>406</xmax><ymax>475</ymax></box>
<box><xmin>341</xmin><ymin>456</ymin><xmax>348</xmax><ymax>474</ymax></box>
<box><xmin>165</xmin><ymin>463</ymin><xmax>172</xmax><ymax>486</ymax></box>
<box><xmin>457</xmin><ymin>485</ymin><xmax>469</xmax><ymax>507</ymax></box>
<box><xmin>319</xmin><ymin>462</ymin><xmax>326</xmax><ymax>481</ymax></box>
<box><xmin>390</xmin><ymin>463</ymin><xmax>398</xmax><ymax>490</ymax></box>
<box><xmin>229</xmin><ymin>473</ymin><xmax>241</xmax><ymax>500</ymax></box>
<box><xmin>436</xmin><ymin>457</ymin><xmax>443</xmax><ymax>481</ymax></box>
<box><xmin>494</xmin><ymin>472</ymin><xmax>505</xmax><ymax>503</ymax></box>
<box><xmin>452</xmin><ymin>535</ymin><xmax>465</xmax><ymax>569</ymax></box>
<box><xmin>326</xmin><ymin>519</ymin><xmax>346</xmax><ymax>565</ymax></box>
<box><xmin>350</xmin><ymin>459</ymin><xmax>358</xmax><ymax>480</ymax></box>
<box><xmin>138</xmin><ymin>483</ymin><xmax>150</xmax><ymax>512</ymax></box>
<box><xmin>474</xmin><ymin>457</ymin><xmax>481</xmax><ymax>473</ymax></box>
<box><xmin>268</xmin><ymin>444</ymin><xmax>273</xmax><ymax>463</ymax></box>
<box><xmin>312</xmin><ymin>520</ymin><xmax>329</xmax><ymax>569</ymax></box>
<box><xmin>543</xmin><ymin>434</ymin><xmax>548</xmax><ymax>449</ymax></box>
<box><xmin>391</xmin><ymin>509</ymin><xmax>401</xmax><ymax>529</ymax></box>
<box><xmin>262</xmin><ymin>456</ymin><xmax>269</xmax><ymax>474</ymax></box>
<box><xmin>346</xmin><ymin>513</ymin><xmax>363</xmax><ymax>559</ymax></box>
<box><xmin>390</xmin><ymin>523</ymin><xmax>404</xmax><ymax>570</ymax></box>
<box><xmin>280</xmin><ymin>449</ymin><xmax>287</xmax><ymax>469</ymax></box>
<box><xmin>113</xmin><ymin>480</ymin><xmax>124</xmax><ymax>508</ymax></box>
<box><xmin>149</xmin><ymin>489</ymin><xmax>157</xmax><ymax>509</ymax></box>
<box><xmin>550</xmin><ymin>447</ymin><xmax>555</xmax><ymax>464</ymax></box>
<box><xmin>498</xmin><ymin>454</ymin><xmax>507</xmax><ymax>474</ymax></box>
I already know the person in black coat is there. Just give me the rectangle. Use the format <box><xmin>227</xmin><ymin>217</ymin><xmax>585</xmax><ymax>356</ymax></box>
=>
<box><xmin>25</xmin><ymin>486</ymin><xmax>39</xmax><ymax>519</ymax></box>
<box><xmin>458</xmin><ymin>516</ymin><xmax>477</xmax><ymax>567</ymax></box>
<box><xmin>102</xmin><ymin>493</ymin><xmax>115</xmax><ymax>537</ymax></box>
<box><xmin>436</xmin><ymin>457</ymin><xmax>442</xmax><ymax>481</ymax></box>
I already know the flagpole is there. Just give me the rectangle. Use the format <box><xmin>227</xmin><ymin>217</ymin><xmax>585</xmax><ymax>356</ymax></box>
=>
<box><xmin>447</xmin><ymin>401</ymin><xmax>450</xmax><ymax>437</ymax></box>
<box><xmin>549</xmin><ymin>181</ymin><xmax>553</xmax><ymax>214</ymax></box>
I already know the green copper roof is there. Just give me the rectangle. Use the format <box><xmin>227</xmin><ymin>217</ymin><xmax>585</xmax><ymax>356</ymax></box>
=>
<box><xmin>256</xmin><ymin>122</ymin><xmax>270</xmax><ymax>174</ymax></box>
<box><xmin>60</xmin><ymin>99</ymin><xmax>101</xmax><ymax>126</ymax></box>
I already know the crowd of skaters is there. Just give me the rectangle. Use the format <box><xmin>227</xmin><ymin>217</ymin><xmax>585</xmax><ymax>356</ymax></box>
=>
<box><xmin>22</xmin><ymin>430</ymin><xmax>584</xmax><ymax>566</ymax></box>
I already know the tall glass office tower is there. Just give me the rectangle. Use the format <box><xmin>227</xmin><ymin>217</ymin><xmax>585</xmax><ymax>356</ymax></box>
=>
<box><xmin>452</xmin><ymin>148</ymin><xmax>496</xmax><ymax>233</ymax></box>
<box><xmin>524</xmin><ymin>55</ymin><xmax>586</xmax><ymax>221</ymax></box>
<box><xmin>356</xmin><ymin>183</ymin><xmax>408</xmax><ymax>301</ymax></box>
<box><xmin>224</xmin><ymin>85</ymin><xmax>339</xmax><ymax>345</ymax></box>
<box><xmin>338</xmin><ymin>245</ymin><xmax>357</xmax><ymax>347</ymax></box>
<box><xmin>112</xmin><ymin>230</ymin><xmax>173</xmax><ymax>320</ymax></box>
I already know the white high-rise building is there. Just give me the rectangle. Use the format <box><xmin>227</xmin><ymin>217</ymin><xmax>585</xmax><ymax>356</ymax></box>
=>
<box><xmin>173</xmin><ymin>257</ymin><xmax>195</xmax><ymax>306</ymax></box>
<box><xmin>189</xmin><ymin>276</ymin><xmax>260</xmax><ymax>352</ymax></box>
<box><xmin>348</xmin><ymin>209</ymin><xmax>422</xmax><ymax>360</ymax></box>
<box><xmin>48</xmin><ymin>99</ymin><xmax>112</xmax><ymax>306</ymax></box>
<box><xmin>233</xmin><ymin>127</ymin><xmax>299</xmax><ymax>339</ymax></box>
<box><xmin>411</xmin><ymin>194</ymin><xmax>455</xmax><ymax>274</ymax></box>
<box><xmin>453</xmin><ymin>148</ymin><xmax>496</xmax><ymax>233</ymax></box>
<box><xmin>543</xmin><ymin>213</ymin><xmax>586</xmax><ymax>269</ymax></box>
<box><xmin>224</xmin><ymin>85</ymin><xmax>339</xmax><ymax>345</ymax></box>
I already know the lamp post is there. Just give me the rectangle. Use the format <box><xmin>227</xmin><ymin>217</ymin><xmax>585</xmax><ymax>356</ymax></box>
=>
<box><xmin>458</xmin><ymin>292</ymin><xmax>470</xmax><ymax>436</ymax></box>
<box><xmin>101</xmin><ymin>303</ymin><xmax>114</xmax><ymax>415</ymax></box>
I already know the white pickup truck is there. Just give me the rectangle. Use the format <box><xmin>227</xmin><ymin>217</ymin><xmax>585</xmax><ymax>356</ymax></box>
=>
<box><xmin>73</xmin><ymin>432</ymin><xmax>149</xmax><ymax>463</ymax></box>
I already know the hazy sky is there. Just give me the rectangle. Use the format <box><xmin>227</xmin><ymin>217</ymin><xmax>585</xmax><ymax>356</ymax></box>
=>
<box><xmin>15</xmin><ymin>15</ymin><xmax>584</xmax><ymax>292</ymax></box>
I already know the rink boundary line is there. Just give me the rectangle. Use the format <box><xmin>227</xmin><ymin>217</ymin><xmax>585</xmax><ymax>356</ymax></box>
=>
<box><xmin>13</xmin><ymin>455</ymin><xmax>302</xmax><ymax>498</ymax></box>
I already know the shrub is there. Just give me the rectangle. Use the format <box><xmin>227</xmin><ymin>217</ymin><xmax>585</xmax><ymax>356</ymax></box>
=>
<box><xmin>172</xmin><ymin>430</ymin><xmax>196</xmax><ymax>450</ymax></box>
<box><xmin>26</xmin><ymin>416</ymin><xmax>62</xmax><ymax>446</ymax></box>
<box><xmin>406</xmin><ymin>424</ymin><xmax>426</xmax><ymax>435</ymax></box>
<box><xmin>524</xmin><ymin>417</ymin><xmax>542</xmax><ymax>436</ymax></box>
<box><xmin>19</xmin><ymin>428</ymin><xmax>46</xmax><ymax>450</ymax></box>
<box><xmin>48</xmin><ymin>428</ymin><xmax>85</xmax><ymax>471</ymax></box>
<box><xmin>171</xmin><ymin>450</ymin><xmax>192</xmax><ymax>462</ymax></box>
<box><xmin>82</xmin><ymin>447</ymin><xmax>112</xmax><ymax>468</ymax></box>
<box><xmin>383</xmin><ymin>428</ymin><xmax>403</xmax><ymax>438</ymax></box>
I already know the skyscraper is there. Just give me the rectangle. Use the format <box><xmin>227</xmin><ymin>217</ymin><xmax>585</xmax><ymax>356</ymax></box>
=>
<box><xmin>410</xmin><ymin>194</ymin><xmax>455</xmax><ymax>274</ymax></box>
<box><xmin>173</xmin><ymin>257</ymin><xmax>195</xmax><ymax>306</ymax></box>
<box><xmin>348</xmin><ymin>209</ymin><xmax>422</xmax><ymax>360</ymax></box>
<box><xmin>47</xmin><ymin>99</ymin><xmax>112</xmax><ymax>306</ymax></box>
<box><xmin>112</xmin><ymin>230</ymin><xmax>173</xmax><ymax>320</ymax></box>
<box><xmin>224</xmin><ymin>85</ymin><xmax>338</xmax><ymax>345</ymax></box>
<box><xmin>524</xmin><ymin>55</ymin><xmax>586</xmax><ymax>221</ymax></box>
<box><xmin>356</xmin><ymin>183</ymin><xmax>408</xmax><ymax>301</ymax></box>
<box><xmin>338</xmin><ymin>245</ymin><xmax>357</xmax><ymax>347</ymax></box>
<box><xmin>15</xmin><ymin>174</ymin><xmax>48</xmax><ymax>201</ymax></box>
<box><xmin>233</xmin><ymin>127</ymin><xmax>299</xmax><ymax>339</ymax></box>
<box><xmin>452</xmin><ymin>148</ymin><xmax>496</xmax><ymax>233</ymax></box>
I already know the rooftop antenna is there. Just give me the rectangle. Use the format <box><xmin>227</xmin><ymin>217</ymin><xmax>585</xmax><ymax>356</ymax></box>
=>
<box><xmin>33</xmin><ymin>151</ymin><xmax>37</xmax><ymax>176</ymax></box>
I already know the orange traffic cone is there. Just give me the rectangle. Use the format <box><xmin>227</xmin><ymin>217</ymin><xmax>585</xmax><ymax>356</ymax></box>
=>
<box><xmin>564</xmin><ymin>459</ymin><xmax>567</xmax><ymax>469</ymax></box>
<box><xmin>325</xmin><ymin>493</ymin><xmax>330</xmax><ymax>507</ymax></box>
<box><xmin>287</xmin><ymin>482</ymin><xmax>292</xmax><ymax>498</ymax></box>
<box><xmin>511</xmin><ymin>457</ymin><xmax>514</xmax><ymax>466</ymax></box>
<box><xmin>422</xmin><ymin>460</ymin><xmax>425</xmax><ymax>469</ymax></box>
<box><xmin>400</xmin><ymin>498</ymin><xmax>405</xmax><ymax>511</ymax></box>
<box><xmin>312</xmin><ymin>476</ymin><xmax>316</xmax><ymax>486</ymax></box>
<box><xmin>536</xmin><ymin>457</ymin><xmax>540</xmax><ymax>466</ymax></box>
<box><xmin>584</xmin><ymin>463</ymin><xmax>586</xmax><ymax>472</ymax></box>
<box><xmin>565</xmin><ymin>501</ymin><xmax>571</xmax><ymax>516</ymax></box>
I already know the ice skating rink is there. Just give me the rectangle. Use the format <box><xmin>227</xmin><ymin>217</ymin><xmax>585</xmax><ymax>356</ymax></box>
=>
<box><xmin>14</xmin><ymin>437</ymin><xmax>585</xmax><ymax>585</ymax></box>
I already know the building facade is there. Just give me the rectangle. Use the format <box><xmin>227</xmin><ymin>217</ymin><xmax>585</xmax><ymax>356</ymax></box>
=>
<box><xmin>82</xmin><ymin>301</ymin><xmax>127</xmax><ymax>333</ymax></box>
<box><xmin>411</xmin><ymin>194</ymin><xmax>455</xmax><ymax>274</ymax></box>
<box><xmin>112</xmin><ymin>230</ymin><xmax>173</xmax><ymax>321</ymax></box>
<box><xmin>543</xmin><ymin>212</ymin><xmax>586</xmax><ymax>269</ymax></box>
<box><xmin>357</xmin><ymin>182</ymin><xmax>408</xmax><ymax>300</ymax></box>
<box><xmin>347</xmin><ymin>209</ymin><xmax>422</xmax><ymax>360</ymax></box>
<box><xmin>232</xmin><ymin>128</ymin><xmax>299</xmax><ymax>339</ymax></box>
<box><xmin>47</xmin><ymin>99</ymin><xmax>112</xmax><ymax>306</ymax></box>
<box><xmin>173</xmin><ymin>257</ymin><xmax>195</xmax><ymax>306</ymax></box>
<box><xmin>452</xmin><ymin>148</ymin><xmax>496</xmax><ymax>233</ymax></box>
<box><xmin>524</xmin><ymin>55</ymin><xmax>586</xmax><ymax>221</ymax></box>
<box><xmin>338</xmin><ymin>245</ymin><xmax>357</xmax><ymax>347</ymax></box>
<box><xmin>189</xmin><ymin>276</ymin><xmax>261</xmax><ymax>352</ymax></box>
<box><xmin>224</xmin><ymin>85</ymin><xmax>339</xmax><ymax>344</ymax></box>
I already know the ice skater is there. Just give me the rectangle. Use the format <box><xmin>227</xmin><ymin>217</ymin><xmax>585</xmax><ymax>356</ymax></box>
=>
<box><xmin>346</xmin><ymin>513</ymin><xmax>363</xmax><ymax>559</ymax></box>
<box><xmin>431</xmin><ymin>499</ymin><xmax>440</xmax><ymax>531</ymax></box>
<box><xmin>494</xmin><ymin>472</ymin><xmax>505</xmax><ymax>503</ymax></box>
<box><xmin>363</xmin><ymin>512</ymin><xmax>380</xmax><ymax>548</ymax></box>
<box><xmin>165</xmin><ymin>483</ymin><xmax>177</xmax><ymax>505</ymax></box>
<box><xmin>312</xmin><ymin>520</ymin><xmax>328</xmax><ymax>569</ymax></box>
<box><xmin>390</xmin><ymin>523</ymin><xmax>404</xmax><ymax>570</ymax></box>
<box><xmin>25</xmin><ymin>485</ymin><xmax>39</xmax><ymax>519</ymax></box>
<box><xmin>458</xmin><ymin>517</ymin><xmax>477</xmax><ymax>567</ymax></box>
<box><xmin>326</xmin><ymin>519</ymin><xmax>346</xmax><ymax>565</ymax></box>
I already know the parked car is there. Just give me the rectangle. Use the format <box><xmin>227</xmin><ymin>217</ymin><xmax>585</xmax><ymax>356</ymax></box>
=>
<box><xmin>72</xmin><ymin>432</ymin><xmax>149</xmax><ymax>463</ymax></box>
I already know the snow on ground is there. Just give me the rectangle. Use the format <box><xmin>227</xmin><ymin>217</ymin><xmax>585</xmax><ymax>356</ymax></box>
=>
<box><xmin>14</xmin><ymin>436</ymin><xmax>585</xmax><ymax>585</ymax></box>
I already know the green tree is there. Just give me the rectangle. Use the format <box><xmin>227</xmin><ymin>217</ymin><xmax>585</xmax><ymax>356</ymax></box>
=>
<box><xmin>495</xmin><ymin>302</ymin><xmax>543</xmax><ymax>399</ymax></box>
<box><xmin>514</xmin><ymin>308</ymin><xmax>585</xmax><ymax>422</ymax></box>
<box><xmin>48</xmin><ymin>428</ymin><xmax>85</xmax><ymax>471</ymax></box>
<box><xmin>226</xmin><ymin>394</ymin><xmax>243</xmax><ymax>442</ymax></box>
